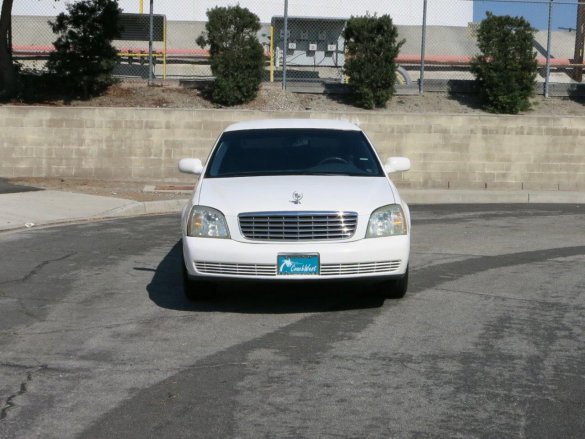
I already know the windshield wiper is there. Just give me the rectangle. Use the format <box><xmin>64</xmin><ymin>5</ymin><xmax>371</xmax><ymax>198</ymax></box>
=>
<box><xmin>302</xmin><ymin>172</ymin><xmax>358</xmax><ymax>176</ymax></box>
<box><xmin>211</xmin><ymin>171</ymin><xmax>368</xmax><ymax>178</ymax></box>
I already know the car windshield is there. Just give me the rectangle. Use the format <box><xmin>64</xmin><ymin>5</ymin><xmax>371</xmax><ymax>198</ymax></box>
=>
<box><xmin>206</xmin><ymin>128</ymin><xmax>385</xmax><ymax>178</ymax></box>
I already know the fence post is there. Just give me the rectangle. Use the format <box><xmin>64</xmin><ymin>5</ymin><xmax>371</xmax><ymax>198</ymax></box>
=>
<box><xmin>148</xmin><ymin>0</ymin><xmax>154</xmax><ymax>85</ymax></box>
<box><xmin>282</xmin><ymin>0</ymin><xmax>289</xmax><ymax>90</ymax></box>
<box><xmin>270</xmin><ymin>26</ymin><xmax>275</xmax><ymax>82</ymax></box>
<box><xmin>574</xmin><ymin>1</ymin><xmax>585</xmax><ymax>82</ymax></box>
<box><xmin>544</xmin><ymin>0</ymin><xmax>553</xmax><ymax>98</ymax></box>
<box><xmin>7</xmin><ymin>12</ymin><xmax>11</xmax><ymax>57</ymax></box>
<box><xmin>419</xmin><ymin>0</ymin><xmax>428</xmax><ymax>95</ymax></box>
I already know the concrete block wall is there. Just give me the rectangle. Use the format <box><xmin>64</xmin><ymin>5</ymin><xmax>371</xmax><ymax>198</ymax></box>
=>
<box><xmin>358</xmin><ymin>113</ymin><xmax>585</xmax><ymax>191</ymax></box>
<box><xmin>1</xmin><ymin>106</ymin><xmax>584</xmax><ymax>191</ymax></box>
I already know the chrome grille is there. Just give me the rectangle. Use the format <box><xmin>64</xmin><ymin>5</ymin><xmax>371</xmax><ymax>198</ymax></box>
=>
<box><xmin>195</xmin><ymin>262</ymin><xmax>277</xmax><ymax>276</ymax></box>
<box><xmin>194</xmin><ymin>260</ymin><xmax>401</xmax><ymax>277</ymax></box>
<box><xmin>320</xmin><ymin>261</ymin><xmax>401</xmax><ymax>276</ymax></box>
<box><xmin>239</xmin><ymin>211</ymin><xmax>358</xmax><ymax>241</ymax></box>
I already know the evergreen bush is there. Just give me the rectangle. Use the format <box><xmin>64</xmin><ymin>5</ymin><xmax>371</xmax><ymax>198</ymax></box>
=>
<box><xmin>47</xmin><ymin>0</ymin><xmax>121</xmax><ymax>99</ymax></box>
<box><xmin>342</xmin><ymin>14</ymin><xmax>404</xmax><ymax>109</ymax></box>
<box><xmin>197</xmin><ymin>6</ymin><xmax>264</xmax><ymax>106</ymax></box>
<box><xmin>471</xmin><ymin>12</ymin><xmax>537</xmax><ymax>114</ymax></box>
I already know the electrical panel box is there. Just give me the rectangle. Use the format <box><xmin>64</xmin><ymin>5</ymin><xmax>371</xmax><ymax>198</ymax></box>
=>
<box><xmin>271</xmin><ymin>16</ymin><xmax>346</xmax><ymax>68</ymax></box>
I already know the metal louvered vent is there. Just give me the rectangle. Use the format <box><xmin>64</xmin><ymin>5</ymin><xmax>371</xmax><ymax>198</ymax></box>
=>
<box><xmin>320</xmin><ymin>261</ymin><xmax>401</xmax><ymax>276</ymax></box>
<box><xmin>239</xmin><ymin>211</ymin><xmax>358</xmax><ymax>241</ymax></box>
<box><xmin>195</xmin><ymin>262</ymin><xmax>277</xmax><ymax>276</ymax></box>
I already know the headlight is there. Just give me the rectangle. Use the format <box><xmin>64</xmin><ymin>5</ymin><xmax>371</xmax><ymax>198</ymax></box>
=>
<box><xmin>187</xmin><ymin>206</ymin><xmax>230</xmax><ymax>238</ymax></box>
<box><xmin>366</xmin><ymin>205</ymin><xmax>407</xmax><ymax>238</ymax></box>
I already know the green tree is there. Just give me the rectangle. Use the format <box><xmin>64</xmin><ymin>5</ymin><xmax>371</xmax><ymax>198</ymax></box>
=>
<box><xmin>471</xmin><ymin>12</ymin><xmax>537</xmax><ymax>114</ymax></box>
<box><xmin>47</xmin><ymin>0</ymin><xmax>122</xmax><ymax>99</ymax></box>
<box><xmin>343</xmin><ymin>14</ymin><xmax>404</xmax><ymax>109</ymax></box>
<box><xmin>196</xmin><ymin>5</ymin><xmax>264</xmax><ymax>106</ymax></box>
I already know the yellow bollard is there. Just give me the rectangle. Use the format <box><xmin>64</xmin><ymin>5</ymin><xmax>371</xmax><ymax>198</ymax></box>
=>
<box><xmin>270</xmin><ymin>26</ymin><xmax>274</xmax><ymax>83</ymax></box>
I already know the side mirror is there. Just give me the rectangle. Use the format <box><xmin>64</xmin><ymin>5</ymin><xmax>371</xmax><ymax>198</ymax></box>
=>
<box><xmin>384</xmin><ymin>157</ymin><xmax>411</xmax><ymax>173</ymax></box>
<box><xmin>178</xmin><ymin>158</ymin><xmax>204</xmax><ymax>175</ymax></box>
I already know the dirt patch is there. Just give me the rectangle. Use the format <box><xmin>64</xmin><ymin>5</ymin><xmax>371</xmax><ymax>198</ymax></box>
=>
<box><xmin>12</xmin><ymin>79</ymin><xmax>585</xmax><ymax>115</ymax></box>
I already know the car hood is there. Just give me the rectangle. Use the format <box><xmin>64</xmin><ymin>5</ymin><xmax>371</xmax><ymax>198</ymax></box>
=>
<box><xmin>196</xmin><ymin>176</ymin><xmax>398</xmax><ymax>215</ymax></box>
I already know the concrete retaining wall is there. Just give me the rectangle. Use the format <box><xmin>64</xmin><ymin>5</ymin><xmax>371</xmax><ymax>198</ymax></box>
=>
<box><xmin>1</xmin><ymin>106</ymin><xmax>584</xmax><ymax>191</ymax></box>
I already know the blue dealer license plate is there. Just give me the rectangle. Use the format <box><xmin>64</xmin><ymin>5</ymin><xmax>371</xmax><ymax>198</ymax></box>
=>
<box><xmin>277</xmin><ymin>254</ymin><xmax>320</xmax><ymax>276</ymax></box>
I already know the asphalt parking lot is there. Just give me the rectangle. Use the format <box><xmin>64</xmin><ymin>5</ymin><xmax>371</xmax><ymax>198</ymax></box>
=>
<box><xmin>1</xmin><ymin>204</ymin><xmax>584</xmax><ymax>439</ymax></box>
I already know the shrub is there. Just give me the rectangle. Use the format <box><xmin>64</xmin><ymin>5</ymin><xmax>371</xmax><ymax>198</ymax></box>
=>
<box><xmin>471</xmin><ymin>12</ymin><xmax>537</xmax><ymax>114</ymax></box>
<box><xmin>342</xmin><ymin>14</ymin><xmax>404</xmax><ymax>109</ymax></box>
<box><xmin>47</xmin><ymin>0</ymin><xmax>122</xmax><ymax>99</ymax></box>
<box><xmin>196</xmin><ymin>6</ymin><xmax>264</xmax><ymax>106</ymax></box>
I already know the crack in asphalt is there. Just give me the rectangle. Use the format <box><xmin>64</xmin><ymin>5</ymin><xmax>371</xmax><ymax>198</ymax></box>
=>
<box><xmin>0</xmin><ymin>295</ymin><xmax>83</xmax><ymax>305</ymax></box>
<box><xmin>0</xmin><ymin>314</ymin><xmax>200</xmax><ymax>337</ymax></box>
<box><xmin>15</xmin><ymin>298</ymin><xmax>42</xmax><ymax>322</ymax></box>
<box><xmin>1</xmin><ymin>211</ymin><xmax>583</xmax><ymax>437</ymax></box>
<box><xmin>413</xmin><ymin>250</ymin><xmax>487</xmax><ymax>258</ymax></box>
<box><xmin>434</xmin><ymin>287</ymin><xmax>585</xmax><ymax>309</ymax></box>
<box><xmin>0</xmin><ymin>361</ymin><xmax>245</xmax><ymax>376</ymax></box>
<box><xmin>79</xmin><ymin>305</ymin><xmax>383</xmax><ymax>439</ymax></box>
<box><xmin>0</xmin><ymin>252</ymin><xmax>76</xmax><ymax>287</ymax></box>
<box><xmin>0</xmin><ymin>365</ymin><xmax>47</xmax><ymax>421</ymax></box>
<box><xmin>78</xmin><ymin>244</ymin><xmax>585</xmax><ymax>439</ymax></box>
<box><xmin>0</xmin><ymin>362</ymin><xmax>47</xmax><ymax>371</ymax></box>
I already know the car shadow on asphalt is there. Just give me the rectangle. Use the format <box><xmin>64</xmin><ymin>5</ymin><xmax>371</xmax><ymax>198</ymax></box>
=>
<box><xmin>144</xmin><ymin>240</ymin><xmax>386</xmax><ymax>314</ymax></box>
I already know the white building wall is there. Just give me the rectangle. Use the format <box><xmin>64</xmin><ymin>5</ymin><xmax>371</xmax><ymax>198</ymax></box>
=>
<box><xmin>14</xmin><ymin>0</ymin><xmax>474</xmax><ymax>27</ymax></box>
<box><xmin>13</xmin><ymin>0</ymin><xmax>143</xmax><ymax>18</ymax></box>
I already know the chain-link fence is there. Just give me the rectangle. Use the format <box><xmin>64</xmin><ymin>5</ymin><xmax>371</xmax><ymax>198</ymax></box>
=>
<box><xmin>9</xmin><ymin>0</ymin><xmax>585</xmax><ymax>96</ymax></box>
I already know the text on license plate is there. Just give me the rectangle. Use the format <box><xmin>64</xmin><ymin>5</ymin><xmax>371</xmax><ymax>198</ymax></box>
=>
<box><xmin>277</xmin><ymin>254</ymin><xmax>320</xmax><ymax>275</ymax></box>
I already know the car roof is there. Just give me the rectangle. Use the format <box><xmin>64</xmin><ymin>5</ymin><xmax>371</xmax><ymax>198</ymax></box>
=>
<box><xmin>223</xmin><ymin>119</ymin><xmax>362</xmax><ymax>132</ymax></box>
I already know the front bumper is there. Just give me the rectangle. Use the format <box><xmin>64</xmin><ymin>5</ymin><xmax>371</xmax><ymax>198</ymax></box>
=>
<box><xmin>183</xmin><ymin>235</ymin><xmax>409</xmax><ymax>281</ymax></box>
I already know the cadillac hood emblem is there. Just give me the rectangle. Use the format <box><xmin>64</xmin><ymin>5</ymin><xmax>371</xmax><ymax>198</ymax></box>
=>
<box><xmin>290</xmin><ymin>191</ymin><xmax>303</xmax><ymax>205</ymax></box>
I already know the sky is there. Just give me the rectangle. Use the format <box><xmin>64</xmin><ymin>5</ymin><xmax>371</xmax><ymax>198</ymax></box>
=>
<box><xmin>474</xmin><ymin>1</ymin><xmax>579</xmax><ymax>30</ymax></box>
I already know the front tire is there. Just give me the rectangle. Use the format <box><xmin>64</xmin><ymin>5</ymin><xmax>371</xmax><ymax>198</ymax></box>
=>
<box><xmin>182</xmin><ymin>261</ymin><xmax>216</xmax><ymax>300</ymax></box>
<box><xmin>377</xmin><ymin>266</ymin><xmax>409</xmax><ymax>299</ymax></box>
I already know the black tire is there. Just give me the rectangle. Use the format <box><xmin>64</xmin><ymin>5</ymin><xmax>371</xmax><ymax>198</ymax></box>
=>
<box><xmin>182</xmin><ymin>261</ymin><xmax>216</xmax><ymax>300</ymax></box>
<box><xmin>377</xmin><ymin>266</ymin><xmax>409</xmax><ymax>299</ymax></box>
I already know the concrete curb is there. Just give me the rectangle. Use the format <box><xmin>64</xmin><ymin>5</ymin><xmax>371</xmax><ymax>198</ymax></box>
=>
<box><xmin>0</xmin><ymin>197</ymin><xmax>189</xmax><ymax>233</ymax></box>
<box><xmin>2</xmin><ymin>190</ymin><xmax>585</xmax><ymax>233</ymax></box>
<box><xmin>401</xmin><ymin>189</ymin><xmax>585</xmax><ymax>205</ymax></box>
<box><xmin>98</xmin><ymin>198</ymin><xmax>189</xmax><ymax>217</ymax></box>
